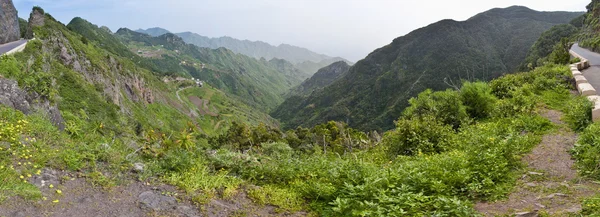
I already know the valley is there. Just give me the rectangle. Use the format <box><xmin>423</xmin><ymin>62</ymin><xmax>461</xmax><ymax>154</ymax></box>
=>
<box><xmin>1</xmin><ymin>0</ymin><xmax>600</xmax><ymax>216</ymax></box>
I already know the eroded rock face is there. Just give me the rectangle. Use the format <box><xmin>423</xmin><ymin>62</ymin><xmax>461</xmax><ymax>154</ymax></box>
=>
<box><xmin>0</xmin><ymin>78</ymin><xmax>65</xmax><ymax>130</ymax></box>
<box><xmin>25</xmin><ymin>7</ymin><xmax>44</xmax><ymax>38</ymax></box>
<box><xmin>0</xmin><ymin>78</ymin><xmax>30</xmax><ymax>112</ymax></box>
<box><xmin>0</xmin><ymin>0</ymin><xmax>21</xmax><ymax>44</ymax></box>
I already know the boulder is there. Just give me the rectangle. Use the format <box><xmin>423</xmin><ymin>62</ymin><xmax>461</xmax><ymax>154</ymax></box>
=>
<box><xmin>0</xmin><ymin>0</ymin><xmax>20</xmax><ymax>44</ymax></box>
<box><xmin>138</xmin><ymin>191</ymin><xmax>176</xmax><ymax>211</ymax></box>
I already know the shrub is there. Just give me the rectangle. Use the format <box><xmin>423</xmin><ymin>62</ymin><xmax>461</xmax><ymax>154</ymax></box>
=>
<box><xmin>491</xmin><ymin>84</ymin><xmax>538</xmax><ymax>118</ymax></box>
<box><xmin>548</xmin><ymin>38</ymin><xmax>571</xmax><ymax>65</ymax></box>
<box><xmin>571</xmin><ymin>123</ymin><xmax>600</xmax><ymax>179</ymax></box>
<box><xmin>403</xmin><ymin>89</ymin><xmax>469</xmax><ymax>129</ymax></box>
<box><xmin>460</xmin><ymin>81</ymin><xmax>497</xmax><ymax>120</ymax></box>
<box><xmin>563</xmin><ymin>96</ymin><xmax>593</xmax><ymax>132</ymax></box>
<box><xmin>383</xmin><ymin>116</ymin><xmax>455</xmax><ymax>156</ymax></box>
<box><xmin>490</xmin><ymin>73</ymin><xmax>532</xmax><ymax>99</ymax></box>
<box><xmin>261</xmin><ymin>142</ymin><xmax>293</xmax><ymax>159</ymax></box>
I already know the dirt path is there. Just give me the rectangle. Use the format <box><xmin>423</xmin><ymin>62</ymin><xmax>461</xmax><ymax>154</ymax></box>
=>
<box><xmin>475</xmin><ymin>110</ymin><xmax>599</xmax><ymax>216</ymax></box>
<box><xmin>0</xmin><ymin>169</ymin><xmax>307</xmax><ymax>217</ymax></box>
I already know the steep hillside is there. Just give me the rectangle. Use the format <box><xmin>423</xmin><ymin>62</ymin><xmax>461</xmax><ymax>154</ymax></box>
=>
<box><xmin>136</xmin><ymin>28</ymin><xmax>352</xmax><ymax>75</ymax></box>
<box><xmin>67</xmin><ymin>20</ymin><xmax>302</xmax><ymax>110</ymax></box>
<box><xmin>520</xmin><ymin>24</ymin><xmax>579</xmax><ymax>70</ymax></box>
<box><xmin>577</xmin><ymin>0</ymin><xmax>600</xmax><ymax>51</ymax></box>
<box><xmin>294</xmin><ymin>57</ymin><xmax>352</xmax><ymax>76</ymax></box>
<box><xmin>287</xmin><ymin>61</ymin><xmax>350</xmax><ymax>97</ymax></box>
<box><xmin>273</xmin><ymin>6</ymin><xmax>583</xmax><ymax>131</ymax></box>
<box><xmin>174</xmin><ymin>31</ymin><xmax>335</xmax><ymax>64</ymax></box>
<box><xmin>135</xmin><ymin>27</ymin><xmax>170</xmax><ymax>36</ymax></box>
<box><xmin>114</xmin><ymin>28</ymin><xmax>303</xmax><ymax>110</ymax></box>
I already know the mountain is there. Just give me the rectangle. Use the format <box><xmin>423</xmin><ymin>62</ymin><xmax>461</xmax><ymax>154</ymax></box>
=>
<box><xmin>112</xmin><ymin>28</ymin><xmax>303</xmax><ymax>110</ymax></box>
<box><xmin>287</xmin><ymin>61</ymin><xmax>350</xmax><ymax>97</ymax></box>
<box><xmin>520</xmin><ymin>23</ymin><xmax>579</xmax><ymax>70</ymax></box>
<box><xmin>135</xmin><ymin>28</ymin><xmax>353</xmax><ymax>75</ymax></box>
<box><xmin>174</xmin><ymin>31</ymin><xmax>331</xmax><ymax>64</ymax></box>
<box><xmin>135</xmin><ymin>27</ymin><xmax>170</xmax><ymax>37</ymax></box>
<box><xmin>294</xmin><ymin>57</ymin><xmax>351</xmax><ymax>76</ymax></box>
<box><xmin>272</xmin><ymin>6</ymin><xmax>583</xmax><ymax>131</ymax></box>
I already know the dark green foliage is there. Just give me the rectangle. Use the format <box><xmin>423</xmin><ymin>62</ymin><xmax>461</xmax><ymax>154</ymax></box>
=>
<box><xmin>212</xmin><ymin>120</ymin><xmax>370</xmax><ymax>155</ymax></box>
<box><xmin>285</xmin><ymin>61</ymin><xmax>350</xmax><ymax>97</ymax></box>
<box><xmin>403</xmin><ymin>89</ymin><xmax>468</xmax><ymax>129</ymax></box>
<box><xmin>273</xmin><ymin>6</ymin><xmax>582</xmax><ymax>131</ymax></box>
<box><xmin>491</xmin><ymin>84</ymin><xmax>538</xmax><ymax>118</ymax></box>
<box><xmin>383</xmin><ymin>116</ymin><xmax>454</xmax><ymax>156</ymax></box>
<box><xmin>18</xmin><ymin>18</ymin><xmax>28</xmax><ymax>39</ymax></box>
<box><xmin>460</xmin><ymin>81</ymin><xmax>497</xmax><ymax>119</ymax></box>
<box><xmin>520</xmin><ymin>24</ymin><xmax>578</xmax><ymax>70</ymax></box>
<box><xmin>570</xmin><ymin>14</ymin><xmax>586</xmax><ymax>28</ymax></box>
<box><xmin>572</xmin><ymin>123</ymin><xmax>600</xmax><ymax>179</ymax></box>
<box><xmin>548</xmin><ymin>38</ymin><xmax>572</xmax><ymax>65</ymax></box>
<box><xmin>564</xmin><ymin>96</ymin><xmax>593</xmax><ymax>132</ymax></box>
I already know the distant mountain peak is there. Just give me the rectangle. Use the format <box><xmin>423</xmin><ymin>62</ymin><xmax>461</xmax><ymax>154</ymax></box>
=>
<box><xmin>135</xmin><ymin>27</ymin><xmax>171</xmax><ymax>37</ymax></box>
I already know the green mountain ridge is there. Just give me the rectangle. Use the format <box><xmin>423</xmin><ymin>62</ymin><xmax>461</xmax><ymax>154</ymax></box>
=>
<box><xmin>3</xmin><ymin>2</ymin><xmax>599</xmax><ymax>216</ymax></box>
<box><xmin>67</xmin><ymin>19</ymin><xmax>303</xmax><ymax>110</ymax></box>
<box><xmin>286</xmin><ymin>61</ymin><xmax>351</xmax><ymax>97</ymax></box>
<box><xmin>273</xmin><ymin>6</ymin><xmax>583</xmax><ymax>131</ymax></box>
<box><xmin>135</xmin><ymin>28</ymin><xmax>353</xmax><ymax>75</ymax></box>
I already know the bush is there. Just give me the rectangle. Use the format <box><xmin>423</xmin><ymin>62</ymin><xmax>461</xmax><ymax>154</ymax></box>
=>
<box><xmin>490</xmin><ymin>73</ymin><xmax>532</xmax><ymax>99</ymax></box>
<box><xmin>548</xmin><ymin>38</ymin><xmax>571</xmax><ymax>65</ymax></box>
<box><xmin>563</xmin><ymin>96</ymin><xmax>593</xmax><ymax>132</ymax></box>
<box><xmin>571</xmin><ymin>123</ymin><xmax>600</xmax><ymax>179</ymax></box>
<box><xmin>261</xmin><ymin>142</ymin><xmax>293</xmax><ymax>159</ymax></box>
<box><xmin>403</xmin><ymin>89</ymin><xmax>469</xmax><ymax>129</ymax></box>
<box><xmin>491</xmin><ymin>84</ymin><xmax>538</xmax><ymax>118</ymax></box>
<box><xmin>383</xmin><ymin>116</ymin><xmax>455</xmax><ymax>156</ymax></box>
<box><xmin>460</xmin><ymin>81</ymin><xmax>497</xmax><ymax>120</ymax></box>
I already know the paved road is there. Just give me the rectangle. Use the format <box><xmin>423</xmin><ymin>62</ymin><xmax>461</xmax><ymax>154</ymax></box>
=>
<box><xmin>571</xmin><ymin>43</ymin><xmax>600</xmax><ymax>93</ymax></box>
<box><xmin>0</xmin><ymin>39</ymin><xmax>27</xmax><ymax>54</ymax></box>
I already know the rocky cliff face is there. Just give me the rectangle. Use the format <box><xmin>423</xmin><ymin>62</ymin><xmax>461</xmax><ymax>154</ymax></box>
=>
<box><xmin>0</xmin><ymin>78</ymin><xmax>64</xmax><ymax>130</ymax></box>
<box><xmin>25</xmin><ymin>7</ymin><xmax>45</xmax><ymax>38</ymax></box>
<box><xmin>0</xmin><ymin>0</ymin><xmax>20</xmax><ymax>43</ymax></box>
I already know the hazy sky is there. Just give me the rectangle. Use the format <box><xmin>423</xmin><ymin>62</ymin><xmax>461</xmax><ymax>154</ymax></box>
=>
<box><xmin>14</xmin><ymin>0</ymin><xmax>589</xmax><ymax>61</ymax></box>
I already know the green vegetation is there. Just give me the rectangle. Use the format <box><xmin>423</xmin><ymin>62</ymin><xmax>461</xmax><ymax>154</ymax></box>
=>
<box><xmin>520</xmin><ymin>24</ymin><xmax>578</xmax><ymax>70</ymax></box>
<box><xmin>272</xmin><ymin>6</ymin><xmax>582</xmax><ymax>131</ymax></box>
<box><xmin>2</xmin><ymin>4</ymin><xmax>598</xmax><ymax>217</ymax></box>
<box><xmin>112</xmin><ymin>28</ymin><xmax>303</xmax><ymax>110</ymax></box>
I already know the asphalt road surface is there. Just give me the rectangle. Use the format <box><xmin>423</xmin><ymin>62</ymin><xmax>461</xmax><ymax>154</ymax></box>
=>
<box><xmin>0</xmin><ymin>39</ymin><xmax>27</xmax><ymax>54</ymax></box>
<box><xmin>571</xmin><ymin>43</ymin><xmax>600</xmax><ymax>93</ymax></box>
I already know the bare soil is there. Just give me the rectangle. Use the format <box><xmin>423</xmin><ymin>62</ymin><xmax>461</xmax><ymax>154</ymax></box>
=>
<box><xmin>475</xmin><ymin>110</ymin><xmax>599</xmax><ymax>216</ymax></box>
<box><xmin>0</xmin><ymin>170</ymin><xmax>308</xmax><ymax>217</ymax></box>
<box><xmin>188</xmin><ymin>96</ymin><xmax>218</xmax><ymax>117</ymax></box>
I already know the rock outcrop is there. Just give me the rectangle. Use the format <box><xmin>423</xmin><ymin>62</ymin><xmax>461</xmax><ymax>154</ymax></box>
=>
<box><xmin>25</xmin><ymin>7</ymin><xmax>44</xmax><ymax>39</ymax></box>
<box><xmin>0</xmin><ymin>0</ymin><xmax>21</xmax><ymax>43</ymax></box>
<box><xmin>0</xmin><ymin>78</ymin><xmax>64</xmax><ymax>130</ymax></box>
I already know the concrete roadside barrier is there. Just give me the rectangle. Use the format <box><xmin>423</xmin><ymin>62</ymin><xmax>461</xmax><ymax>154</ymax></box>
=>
<box><xmin>578</xmin><ymin>82</ymin><xmax>597</xmax><ymax>96</ymax></box>
<box><xmin>588</xmin><ymin>96</ymin><xmax>600</xmax><ymax>121</ymax></box>
<box><xmin>575</xmin><ymin>74</ymin><xmax>588</xmax><ymax>85</ymax></box>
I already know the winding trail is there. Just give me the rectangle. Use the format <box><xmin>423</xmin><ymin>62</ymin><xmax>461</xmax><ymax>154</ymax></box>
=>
<box><xmin>475</xmin><ymin>110</ymin><xmax>599</xmax><ymax>216</ymax></box>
